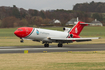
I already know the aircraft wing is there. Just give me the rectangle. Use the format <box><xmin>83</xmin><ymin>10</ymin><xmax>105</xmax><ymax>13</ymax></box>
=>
<box><xmin>48</xmin><ymin>37</ymin><xmax>100</xmax><ymax>42</ymax></box>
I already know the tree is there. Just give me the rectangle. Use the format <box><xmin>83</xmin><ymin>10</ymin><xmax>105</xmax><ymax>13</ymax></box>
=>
<box><xmin>2</xmin><ymin>16</ymin><xmax>18</xmax><ymax>28</ymax></box>
<box><xmin>90</xmin><ymin>1</ymin><xmax>95</xmax><ymax>4</ymax></box>
<box><xmin>18</xmin><ymin>18</ymin><xmax>28</xmax><ymax>27</ymax></box>
<box><xmin>40</xmin><ymin>11</ymin><xmax>46</xmax><ymax>18</ymax></box>
<box><xmin>33</xmin><ymin>10</ymin><xmax>38</xmax><ymax>16</ymax></box>
<box><xmin>28</xmin><ymin>9</ymin><xmax>38</xmax><ymax>16</ymax></box>
<box><xmin>92</xmin><ymin>13</ymin><xmax>103</xmax><ymax>21</ymax></box>
<box><xmin>12</xmin><ymin>5</ymin><xmax>20</xmax><ymax>18</ymax></box>
<box><xmin>34</xmin><ymin>16</ymin><xmax>43</xmax><ymax>25</ymax></box>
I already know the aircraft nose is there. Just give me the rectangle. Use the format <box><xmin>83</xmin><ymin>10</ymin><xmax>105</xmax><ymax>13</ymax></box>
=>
<box><xmin>14</xmin><ymin>27</ymin><xmax>33</xmax><ymax>38</ymax></box>
<box><xmin>14</xmin><ymin>30</ymin><xmax>20</xmax><ymax>37</ymax></box>
<box><xmin>14</xmin><ymin>28</ymin><xmax>24</xmax><ymax>38</ymax></box>
<box><xmin>14</xmin><ymin>30</ymin><xmax>18</xmax><ymax>35</ymax></box>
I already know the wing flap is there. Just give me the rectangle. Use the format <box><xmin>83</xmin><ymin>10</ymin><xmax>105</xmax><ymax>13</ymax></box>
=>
<box><xmin>49</xmin><ymin>37</ymin><xmax>100</xmax><ymax>41</ymax></box>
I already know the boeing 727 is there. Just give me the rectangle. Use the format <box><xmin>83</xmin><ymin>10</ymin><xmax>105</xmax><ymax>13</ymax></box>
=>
<box><xmin>14</xmin><ymin>21</ymin><xmax>100</xmax><ymax>47</ymax></box>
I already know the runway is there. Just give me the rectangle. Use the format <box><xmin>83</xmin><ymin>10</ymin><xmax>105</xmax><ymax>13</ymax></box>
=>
<box><xmin>0</xmin><ymin>44</ymin><xmax>105</xmax><ymax>54</ymax></box>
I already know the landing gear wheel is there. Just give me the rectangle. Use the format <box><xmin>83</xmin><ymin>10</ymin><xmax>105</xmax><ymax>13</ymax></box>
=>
<box><xmin>44</xmin><ymin>44</ymin><xmax>49</xmax><ymax>47</ymax></box>
<box><xmin>20</xmin><ymin>39</ymin><xmax>24</xmax><ymax>43</ymax></box>
<box><xmin>58</xmin><ymin>44</ymin><xmax>63</xmax><ymax>47</ymax></box>
<box><xmin>47</xmin><ymin>44</ymin><xmax>49</xmax><ymax>47</ymax></box>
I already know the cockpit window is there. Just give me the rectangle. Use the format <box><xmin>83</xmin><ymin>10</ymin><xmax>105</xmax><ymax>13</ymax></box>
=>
<box><xmin>17</xmin><ymin>29</ymin><xmax>23</xmax><ymax>31</ymax></box>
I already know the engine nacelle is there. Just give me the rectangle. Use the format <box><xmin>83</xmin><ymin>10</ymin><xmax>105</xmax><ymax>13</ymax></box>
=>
<box><xmin>63</xmin><ymin>27</ymin><xmax>71</xmax><ymax>32</ymax></box>
<box><xmin>70</xmin><ymin>34</ymin><xmax>73</xmax><ymax>38</ymax></box>
<box><xmin>70</xmin><ymin>34</ymin><xmax>80</xmax><ymax>38</ymax></box>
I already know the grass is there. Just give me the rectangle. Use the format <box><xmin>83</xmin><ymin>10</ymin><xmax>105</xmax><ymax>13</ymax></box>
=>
<box><xmin>0</xmin><ymin>38</ymin><xmax>43</xmax><ymax>46</ymax></box>
<box><xmin>0</xmin><ymin>51</ymin><xmax>105</xmax><ymax>70</ymax></box>
<box><xmin>50</xmin><ymin>62</ymin><xmax>105</xmax><ymax>70</ymax></box>
<box><xmin>0</xmin><ymin>37</ymin><xmax>104</xmax><ymax>46</ymax></box>
<box><xmin>0</xmin><ymin>26</ymin><xmax>105</xmax><ymax>37</ymax></box>
<box><xmin>0</xmin><ymin>27</ymin><xmax>105</xmax><ymax>70</ymax></box>
<box><xmin>0</xmin><ymin>28</ymin><xmax>16</xmax><ymax>37</ymax></box>
<box><xmin>80</xmin><ymin>26</ymin><xmax>105</xmax><ymax>37</ymax></box>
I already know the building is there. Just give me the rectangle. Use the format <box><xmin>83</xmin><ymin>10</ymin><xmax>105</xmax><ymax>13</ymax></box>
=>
<box><xmin>90</xmin><ymin>19</ymin><xmax>103</xmax><ymax>26</ymax></box>
<box><xmin>54</xmin><ymin>20</ymin><xmax>61</xmax><ymax>24</ymax></box>
<box><xmin>50</xmin><ymin>19</ymin><xmax>61</xmax><ymax>26</ymax></box>
<box><xmin>66</xmin><ymin>17</ymin><xmax>80</xmax><ymax>26</ymax></box>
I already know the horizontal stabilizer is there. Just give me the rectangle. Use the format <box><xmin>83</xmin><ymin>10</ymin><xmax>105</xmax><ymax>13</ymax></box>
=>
<box><xmin>80</xmin><ymin>23</ymin><xmax>92</xmax><ymax>25</ymax></box>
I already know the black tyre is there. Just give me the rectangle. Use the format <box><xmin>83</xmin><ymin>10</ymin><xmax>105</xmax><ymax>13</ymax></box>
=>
<box><xmin>20</xmin><ymin>39</ymin><xmax>24</xmax><ymax>43</ymax></box>
<box><xmin>58</xmin><ymin>44</ymin><xmax>63</xmax><ymax>47</ymax></box>
<box><xmin>46</xmin><ymin>44</ymin><xmax>49</xmax><ymax>47</ymax></box>
<box><xmin>44</xmin><ymin>44</ymin><xmax>49</xmax><ymax>47</ymax></box>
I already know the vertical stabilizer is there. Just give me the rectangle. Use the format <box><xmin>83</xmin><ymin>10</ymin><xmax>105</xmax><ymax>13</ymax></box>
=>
<box><xmin>69</xmin><ymin>21</ymin><xmax>88</xmax><ymax>38</ymax></box>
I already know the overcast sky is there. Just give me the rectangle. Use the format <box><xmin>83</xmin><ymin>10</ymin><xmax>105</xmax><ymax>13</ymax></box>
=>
<box><xmin>0</xmin><ymin>0</ymin><xmax>105</xmax><ymax>10</ymax></box>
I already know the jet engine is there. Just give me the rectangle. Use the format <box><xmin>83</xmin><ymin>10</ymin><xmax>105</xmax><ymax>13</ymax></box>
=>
<box><xmin>63</xmin><ymin>27</ymin><xmax>71</xmax><ymax>32</ymax></box>
<box><xmin>70</xmin><ymin>34</ymin><xmax>80</xmax><ymax>38</ymax></box>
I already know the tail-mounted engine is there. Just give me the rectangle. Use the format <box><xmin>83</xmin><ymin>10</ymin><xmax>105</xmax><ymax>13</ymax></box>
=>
<box><xmin>63</xmin><ymin>27</ymin><xmax>71</xmax><ymax>33</ymax></box>
<box><xmin>70</xmin><ymin>34</ymin><xmax>80</xmax><ymax>38</ymax></box>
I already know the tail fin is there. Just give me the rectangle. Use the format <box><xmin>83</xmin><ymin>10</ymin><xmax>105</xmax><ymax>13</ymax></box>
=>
<box><xmin>69</xmin><ymin>21</ymin><xmax>88</xmax><ymax>38</ymax></box>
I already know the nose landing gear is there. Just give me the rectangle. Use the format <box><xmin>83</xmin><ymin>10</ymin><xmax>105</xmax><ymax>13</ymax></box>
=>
<box><xmin>20</xmin><ymin>39</ymin><xmax>24</xmax><ymax>43</ymax></box>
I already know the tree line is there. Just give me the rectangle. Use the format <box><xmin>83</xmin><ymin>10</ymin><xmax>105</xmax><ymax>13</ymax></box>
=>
<box><xmin>0</xmin><ymin>2</ymin><xmax>105</xmax><ymax>28</ymax></box>
<box><xmin>73</xmin><ymin>1</ymin><xmax>105</xmax><ymax>13</ymax></box>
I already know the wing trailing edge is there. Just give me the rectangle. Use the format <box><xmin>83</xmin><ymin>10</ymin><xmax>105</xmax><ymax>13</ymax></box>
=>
<box><xmin>49</xmin><ymin>37</ymin><xmax>100</xmax><ymax>41</ymax></box>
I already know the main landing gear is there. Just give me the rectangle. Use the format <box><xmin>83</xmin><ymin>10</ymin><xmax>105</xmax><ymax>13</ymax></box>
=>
<box><xmin>44</xmin><ymin>43</ymin><xmax>63</xmax><ymax>47</ymax></box>
<box><xmin>44</xmin><ymin>43</ymin><xmax>49</xmax><ymax>47</ymax></box>
<box><xmin>58</xmin><ymin>43</ymin><xmax>63</xmax><ymax>47</ymax></box>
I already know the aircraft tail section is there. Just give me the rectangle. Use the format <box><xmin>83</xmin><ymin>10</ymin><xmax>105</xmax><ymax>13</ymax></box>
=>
<box><xmin>69</xmin><ymin>21</ymin><xmax>88</xmax><ymax>38</ymax></box>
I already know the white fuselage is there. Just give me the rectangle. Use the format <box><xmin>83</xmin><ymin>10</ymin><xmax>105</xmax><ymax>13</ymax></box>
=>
<box><xmin>25</xmin><ymin>28</ymin><xmax>69</xmax><ymax>42</ymax></box>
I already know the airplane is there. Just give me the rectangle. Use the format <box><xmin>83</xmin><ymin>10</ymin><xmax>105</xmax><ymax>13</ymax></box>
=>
<box><xmin>14</xmin><ymin>21</ymin><xmax>100</xmax><ymax>47</ymax></box>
